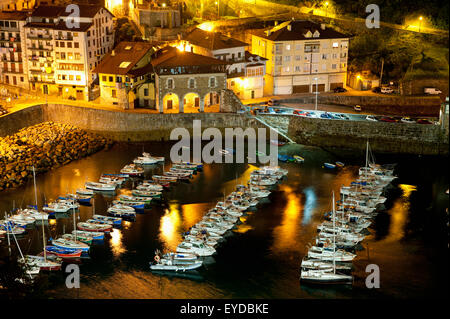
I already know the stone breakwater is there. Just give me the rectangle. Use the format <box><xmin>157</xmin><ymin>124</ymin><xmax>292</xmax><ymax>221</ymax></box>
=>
<box><xmin>0</xmin><ymin>121</ymin><xmax>113</xmax><ymax>191</ymax></box>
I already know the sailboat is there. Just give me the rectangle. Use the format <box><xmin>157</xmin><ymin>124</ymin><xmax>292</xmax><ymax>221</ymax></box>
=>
<box><xmin>300</xmin><ymin>192</ymin><xmax>353</xmax><ymax>284</ymax></box>
<box><xmin>18</xmin><ymin>167</ymin><xmax>62</xmax><ymax>272</ymax></box>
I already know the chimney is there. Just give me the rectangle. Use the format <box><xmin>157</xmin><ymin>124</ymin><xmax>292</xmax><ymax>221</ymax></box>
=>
<box><xmin>111</xmin><ymin>50</ymin><xmax>115</xmax><ymax>56</ymax></box>
<box><xmin>321</xmin><ymin>23</ymin><xmax>326</xmax><ymax>30</ymax></box>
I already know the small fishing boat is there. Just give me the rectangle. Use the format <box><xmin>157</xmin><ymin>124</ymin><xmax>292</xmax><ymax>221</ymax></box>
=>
<box><xmin>45</xmin><ymin>246</ymin><xmax>83</xmax><ymax>258</ymax></box>
<box><xmin>19</xmin><ymin>255</ymin><xmax>62</xmax><ymax>271</ymax></box>
<box><xmin>323</xmin><ymin>163</ymin><xmax>336</xmax><ymax>169</ymax></box>
<box><xmin>278</xmin><ymin>154</ymin><xmax>289</xmax><ymax>162</ymax></box>
<box><xmin>136</xmin><ymin>183</ymin><xmax>164</xmax><ymax>192</ymax></box>
<box><xmin>76</xmin><ymin>188</ymin><xmax>94</xmax><ymax>196</ymax></box>
<box><xmin>77</xmin><ymin>222</ymin><xmax>112</xmax><ymax>233</ymax></box>
<box><xmin>72</xmin><ymin>229</ymin><xmax>104</xmax><ymax>240</ymax></box>
<box><xmin>132</xmin><ymin>189</ymin><xmax>162</xmax><ymax>199</ymax></box>
<box><xmin>164</xmin><ymin>171</ymin><xmax>191</xmax><ymax>180</ymax></box>
<box><xmin>300</xmin><ymin>269</ymin><xmax>353</xmax><ymax>284</ymax></box>
<box><xmin>293</xmin><ymin>155</ymin><xmax>305</xmax><ymax>163</ymax></box>
<box><xmin>51</xmin><ymin>237</ymin><xmax>90</xmax><ymax>252</ymax></box>
<box><xmin>143</xmin><ymin>152</ymin><xmax>165</xmax><ymax>162</ymax></box>
<box><xmin>118</xmin><ymin>194</ymin><xmax>152</xmax><ymax>204</ymax></box>
<box><xmin>85</xmin><ymin>181</ymin><xmax>116</xmax><ymax>191</ymax></box>
<box><xmin>107</xmin><ymin>204</ymin><xmax>136</xmax><ymax>218</ymax></box>
<box><xmin>42</xmin><ymin>202</ymin><xmax>71</xmax><ymax>213</ymax></box>
<box><xmin>62</xmin><ymin>233</ymin><xmax>93</xmax><ymax>245</ymax></box>
<box><xmin>150</xmin><ymin>257</ymin><xmax>203</xmax><ymax>271</ymax></box>
<box><xmin>133</xmin><ymin>156</ymin><xmax>158</xmax><ymax>165</ymax></box>
<box><xmin>113</xmin><ymin>200</ymin><xmax>146</xmax><ymax>210</ymax></box>
<box><xmin>92</xmin><ymin>214</ymin><xmax>122</xmax><ymax>226</ymax></box>
<box><xmin>270</xmin><ymin>139</ymin><xmax>286</xmax><ymax>146</ymax></box>
<box><xmin>65</xmin><ymin>193</ymin><xmax>92</xmax><ymax>204</ymax></box>
<box><xmin>335</xmin><ymin>161</ymin><xmax>345</xmax><ymax>168</ymax></box>
<box><xmin>120</xmin><ymin>164</ymin><xmax>144</xmax><ymax>176</ymax></box>
<box><xmin>152</xmin><ymin>175</ymin><xmax>177</xmax><ymax>183</ymax></box>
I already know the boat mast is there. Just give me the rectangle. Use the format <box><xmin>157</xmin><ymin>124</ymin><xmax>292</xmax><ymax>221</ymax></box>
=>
<box><xmin>5</xmin><ymin>212</ymin><xmax>11</xmax><ymax>255</ymax></box>
<box><xmin>33</xmin><ymin>166</ymin><xmax>46</xmax><ymax>262</ymax></box>
<box><xmin>365</xmin><ymin>140</ymin><xmax>369</xmax><ymax>169</ymax></box>
<box><xmin>332</xmin><ymin>191</ymin><xmax>336</xmax><ymax>274</ymax></box>
<box><xmin>7</xmin><ymin>212</ymin><xmax>32</xmax><ymax>279</ymax></box>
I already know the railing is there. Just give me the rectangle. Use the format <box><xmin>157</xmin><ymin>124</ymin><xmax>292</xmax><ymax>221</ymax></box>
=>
<box><xmin>227</xmin><ymin>70</ymin><xmax>246</xmax><ymax>78</ymax></box>
<box><xmin>55</xmin><ymin>36</ymin><xmax>73</xmax><ymax>41</ymax></box>
<box><xmin>26</xmin><ymin>34</ymin><xmax>52</xmax><ymax>40</ymax></box>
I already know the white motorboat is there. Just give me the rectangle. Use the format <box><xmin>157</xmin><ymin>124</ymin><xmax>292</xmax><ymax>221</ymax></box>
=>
<box><xmin>85</xmin><ymin>181</ymin><xmax>116</xmax><ymax>191</ymax></box>
<box><xmin>76</xmin><ymin>188</ymin><xmax>94</xmax><ymax>196</ymax></box>
<box><xmin>176</xmin><ymin>241</ymin><xmax>216</xmax><ymax>256</ymax></box>
<box><xmin>150</xmin><ymin>258</ymin><xmax>203</xmax><ymax>271</ymax></box>
<box><xmin>120</xmin><ymin>164</ymin><xmax>144</xmax><ymax>175</ymax></box>
<box><xmin>42</xmin><ymin>202</ymin><xmax>71</xmax><ymax>213</ymax></box>
<box><xmin>51</xmin><ymin>237</ymin><xmax>90</xmax><ymax>252</ymax></box>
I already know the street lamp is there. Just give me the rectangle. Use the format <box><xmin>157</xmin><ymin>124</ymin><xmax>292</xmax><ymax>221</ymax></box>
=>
<box><xmin>215</xmin><ymin>1</ymin><xmax>219</xmax><ymax>19</ymax></box>
<box><xmin>314</xmin><ymin>77</ymin><xmax>318</xmax><ymax>111</ymax></box>
<box><xmin>419</xmin><ymin>16</ymin><xmax>423</xmax><ymax>32</ymax></box>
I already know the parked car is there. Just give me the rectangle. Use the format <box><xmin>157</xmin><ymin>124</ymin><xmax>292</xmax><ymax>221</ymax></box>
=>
<box><xmin>306</xmin><ymin>111</ymin><xmax>317</xmax><ymax>118</ymax></box>
<box><xmin>267</xmin><ymin>99</ymin><xmax>279</xmax><ymax>106</ymax></box>
<box><xmin>381</xmin><ymin>87</ymin><xmax>394</xmax><ymax>94</ymax></box>
<box><xmin>379</xmin><ymin>116</ymin><xmax>398</xmax><ymax>123</ymax></box>
<box><xmin>333</xmin><ymin>87</ymin><xmax>347</xmax><ymax>93</ymax></box>
<box><xmin>401</xmin><ymin>117</ymin><xmax>416</xmax><ymax>124</ymax></box>
<box><xmin>267</xmin><ymin>107</ymin><xmax>276</xmax><ymax>114</ymax></box>
<box><xmin>372</xmin><ymin>86</ymin><xmax>381</xmax><ymax>93</ymax></box>
<box><xmin>416</xmin><ymin>118</ymin><xmax>433</xmax><ymax>124</ymax></box>
<box><xmin>337</xmin><ymin>113</ymin><xmax>350</xmax><ymax>120</ymax></box>
<box><xmin>366</xmin><ymin>115</ymin><xmax>378</xmax><ymax>122</ymax></box>
<box><xmin>424</xmin><ymin>88</ymin><xmax>442</xmax><ymax>95</ymax></box>
<box><xmin>293</xmin><ymin>109</ymin><xmax>307</xmax><ymax>116</ymax></box>
<box><xmin>354</xmin><ymin>105</ymin><xmax>362</xmax><ymax>111</ymax></box>
<box><xmin>0</xmin><ymin>105</ymin><xmax>7</xmax><ymax>115</ymax></box>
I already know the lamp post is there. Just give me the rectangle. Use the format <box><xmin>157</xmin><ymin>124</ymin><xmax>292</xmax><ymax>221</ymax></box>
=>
<box><xmin>314</xmin><ymin>77</ymin><xmax>318</xmax><ymax>111</ymax></box>
<box><xmin>216</xmin><ymin>1</ymin><xmax>219</xmax><ymax>19</ymax></box>
<box><xmin>419</xmin><ymin>16</ymin><xmax>423</xmax><ymax>32</ymax></box>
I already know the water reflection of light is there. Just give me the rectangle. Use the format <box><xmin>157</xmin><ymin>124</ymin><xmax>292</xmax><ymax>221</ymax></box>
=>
<box><xmin>181</xmin><ymin>203</ymin><xmax>210</xmax><ymax>230</ymax></box>
<box><xmin>271</xmin><ymin>185</ymin><xmax>303</xmax><ymax>251</ymax></box>
<box><xmin>302</xmin><ymin>187</ymin><xmax>317</xmax><ymax>225</ymax></box>
<box><xmin>72</xmin><ymin>169</ymin><xmax>81</xmax><ymax>177</ymax></box>
<box><xmin>48</xmin><ymin>218</ymin><xmax>56</xmax><ymax>226</ymax></box>
<box><xmin>159</xmin><ymin>203</ymin><xmax>182</xmax><ymax>251</ymax></box>
<box><xmin>383</xmin><ymin>184</ymin><xmax>416</xmax><ymax>242</ymax></box>
<box><xmin>110</xmin><ymin>228</ymin><xmax>125</xmax><ymax>257</ymax></box>
<box><xmin>123</xmin><ymin>221</ymin><xmax>132</xmax><ymax>229</ymax></box>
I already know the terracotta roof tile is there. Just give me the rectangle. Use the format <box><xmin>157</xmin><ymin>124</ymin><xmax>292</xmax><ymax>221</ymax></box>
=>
<box><xmin>185</xmin><ymin>28</ymin><xmax>248</xmax><ymax>51</ymax></box>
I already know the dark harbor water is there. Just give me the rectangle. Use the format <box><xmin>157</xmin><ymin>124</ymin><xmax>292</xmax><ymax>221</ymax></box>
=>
<box><xmin>0</xmin><ymin>142</ymin><xmax>448</xmax><ymax>299</ymax></box>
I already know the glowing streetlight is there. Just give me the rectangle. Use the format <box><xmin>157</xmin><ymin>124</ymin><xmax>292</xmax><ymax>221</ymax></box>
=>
<box><xmin>325</xmin><ymin>1</ymin><xmax>329</xmax><ymax>17</ymax></box>
<box><xmin>419</xmin><ymin>16</ymin><xmax>423</xmax><ymax>32</ymax></box>
<box><xmin>162</xmin><ymin>3</ymin><xmax>166</xmax><ymax>8</ymax></box>
<box><xmin>216</xmin><ymin>1</ymin><xmax>220</xmax><ymax>19</ymax></box>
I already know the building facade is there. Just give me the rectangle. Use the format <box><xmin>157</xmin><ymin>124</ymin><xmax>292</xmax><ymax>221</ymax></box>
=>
<box><xmin>183</xmin><ymin>27</ymin><xmax>266</xmax><ymax>100</ymax></box>
<box><xmin>152</xmin><ymin>46</ymin><xmax>227</xmax><ymax>113</ymax></box>
<box><xmin>23</xmin><ymin>4</ymin><xmax>114</xmax><ymax>100</ymax></box>
<box><xmin>251</xmin><ymin>20</ymin><xmax>349</xmax><ymax>95</ymax></box>
<box><xmin>94</xmin><ymin>41</ymin><xmax>156</xmax><ymax>109</ymax></box>
<box><xmin>0</xmin><ymin>11</ymin><xmax>29</xmax><ymax>89</ymax></box>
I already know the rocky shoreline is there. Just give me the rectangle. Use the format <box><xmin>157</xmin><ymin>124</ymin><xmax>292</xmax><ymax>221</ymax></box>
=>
<box><xmin>0</xmin><ymin>121</ymin><xmax>113</xmax><ymax>191</ymax></box>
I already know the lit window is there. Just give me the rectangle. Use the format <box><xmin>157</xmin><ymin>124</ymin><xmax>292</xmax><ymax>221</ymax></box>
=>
<box><xmin>286</xmin><ymin>44</ymin><xmax>290</xmax><ymax>50</ymax></box>
<box><xmin>332</xmin><ymin>42</ymin><xmax>339</xmax><ymax>48</ymax></box>
<box><xmin>119</xmin><ymin>62</ymin><xmax>131</xmax><ymax>68</ymax></box>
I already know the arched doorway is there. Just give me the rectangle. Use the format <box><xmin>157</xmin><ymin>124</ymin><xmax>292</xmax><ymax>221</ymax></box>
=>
<box><xmin>163</xmin><ymin>93</ymin><xmax>179</xmax><ymax>113</ymax></box>
<box><xmin>183</xmin><ymin>92</ymin><xmax>200</xmax><ymax>112</ymax></box>
<box><xmin>204</xmin><ymin>91</ymin><xmax>220</xmax><ymax>110</ymax></box>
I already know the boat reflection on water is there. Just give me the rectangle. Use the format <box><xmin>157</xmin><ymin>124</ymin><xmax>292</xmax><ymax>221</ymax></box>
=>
<box><xmin>151</xmin><ymin>270</ymin><xmax>205</xmax><ymax>282</ymax></box>
<box><xmin>302</xmin><ymin>187</ymin><xmax>317</xmax><ymax>225</ymax></box>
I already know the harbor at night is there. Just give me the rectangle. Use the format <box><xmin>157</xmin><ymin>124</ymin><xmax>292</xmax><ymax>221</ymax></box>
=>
<box><xmin>0</xmin><ymin>0</ymin><xmax>448</xmax><ymax>311</ymax></box>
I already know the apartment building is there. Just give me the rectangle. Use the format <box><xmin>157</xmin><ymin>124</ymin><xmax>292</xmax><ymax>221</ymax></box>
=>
<box><xmin>183</xmin><ymin>27</ymin><xmax>266</xmax><ymax>99</ymax></box>
<box><xmin>94</xmin><ymin>41</ymin><xmax>156</xmax><ymax>109</ymax></box>
<box><xmin>251</xmin><ymin>20</ymin><xmax>349</xmax><ymax>95</ymax></box>
<box><xmin>0</xmin><ymin>10</ymin><xmax>29</xmax><ymax>89</ymax></box>
<box><xmin>23</xmin><ymin>4</ymin><xmax>114</xmax><ymax>100</ymax></box>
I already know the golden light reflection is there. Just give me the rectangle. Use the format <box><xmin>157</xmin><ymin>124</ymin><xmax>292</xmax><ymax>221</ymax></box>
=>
<box><xmin>197</xmin><ymin>22</ymin><xmax>215</xmax><ymax>32</ymax></box>
<box><xmin>49</xmin><ymin>218</ymin><xmax>56</xmax><ymax>226</ymax></box>
<box><xmin>383</xmin><ymin>184</ymin><xmax>416</xmax><ymax>242</ymax></box>
<box><xmin>271</xmin><ymin>185</ymin><xmax>303</xmax><ymax>252</ymax></box>
<box><xmin>181</xmin><ymin>203</ymin><xmax>211</xmax><ymax>230</ymax></box>
<box><xmin>123</xmin><ymin>220</ymin><xmax>132</xmax><ymax>229</ymax></box>
<box><xmin>159</xmin><ymin>203</ymin><xmax>182</xmax><ymax>251</ymax></box>
<box><xmin>110</xmin><ymin>228</ymin><xmax>125</xmax><ymax>257</ymax></box>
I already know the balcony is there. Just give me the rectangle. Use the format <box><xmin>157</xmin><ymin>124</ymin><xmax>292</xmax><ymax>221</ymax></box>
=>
<box><xmin>227</xmin><ymin>70</ymin><xmax>246</xmax><ymax>79</ymax></box>
<box><xmin>27</xmin><ymin>34</ymin><xmax>52</xmax><ymax>40</ymax></box>
<box><xmin>28</xmin><ymin>46</ymin><xmax>53</xmax><ymax>51</ymax></box>
<box><xmin>55</xmin><ymin>36</ymin><xmax>73</xmax><ymax>41</ymax></box>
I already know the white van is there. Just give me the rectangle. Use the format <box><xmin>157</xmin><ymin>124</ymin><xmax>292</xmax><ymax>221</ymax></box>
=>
<box><xmin>381</xmin><ymin>87</ymin><xmax>394</xmax><ymax>94</ymax></box>
<box><xmin>424</xmin><ymin>88</ymin><xmax>442</xmax><ymax>95</ymax></box>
